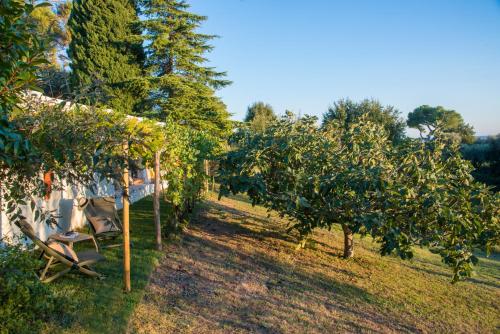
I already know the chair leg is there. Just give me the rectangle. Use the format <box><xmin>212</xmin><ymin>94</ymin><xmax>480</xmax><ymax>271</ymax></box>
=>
<box><xmin>100</xmin><ymin>243</ymin><xmax>121</xmax><ymax>249</ymax></box>
<box><xmin>41</xmin><ymin>267</ymin><xmax>72</xmax><ymax>283</ymax></box>
<box><xmin>77</xmin><ymin>261</ymin><xmax>103</xmax><ymax>279</ymax></box>
<box><xmin>92</xmin><ymin>237</ymin><xmax>99</xmax><ymax>252</ymax></box>
<box><xmin>40</xmin><ymin>256</ymin><xmax>54</xmax><ymax>281</ymax></box>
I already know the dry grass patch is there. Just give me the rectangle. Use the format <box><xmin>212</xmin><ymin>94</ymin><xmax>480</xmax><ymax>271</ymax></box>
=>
<box><xmin>129</xmin><ymin>193</ymin><xmax>500</xmax><ymax>334</ymax></box>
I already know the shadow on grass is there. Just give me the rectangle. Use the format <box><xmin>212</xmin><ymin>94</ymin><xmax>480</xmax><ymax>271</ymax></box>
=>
<box><xmin>135</xmin><ymin>200</ymin><xmax>420</xmax><ymax>333</ymax></box>
<box><xmin>398</xmin><ymin>261</ymin><xmax>500</xmax><ymax>290</ymax></box>
<box><xmin>206</xmin><ymin>200</ymin><xmax>300</xmax><ymax>244</ymax></box>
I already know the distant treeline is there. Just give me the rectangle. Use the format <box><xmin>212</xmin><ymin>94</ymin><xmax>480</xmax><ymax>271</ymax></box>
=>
<box><xmin>461</xmin><ymin>135</ymin><xmax>500</xmax><ymax>191</ymax></box>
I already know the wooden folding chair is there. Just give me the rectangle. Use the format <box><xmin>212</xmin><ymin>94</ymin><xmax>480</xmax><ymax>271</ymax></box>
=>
<box><xmin>79</xmin><ymin>197</ymin><xmax>123</xmax><ymax>250</ymax></box>
<box><xmin>16</xmin><ymin>220</ymin><xmax>105</xmax><ymax>283</ymax></box>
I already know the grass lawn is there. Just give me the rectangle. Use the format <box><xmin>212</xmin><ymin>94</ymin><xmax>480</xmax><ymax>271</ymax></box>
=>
<box><xmin>129</xmin><ymin>192</ymin><xmax>500</xmax><ymax>334</ymax></box>
<box><xmin>42</xmin><ymin>196</ymin><xmax>165</xmax><ymax>333</ymax></box>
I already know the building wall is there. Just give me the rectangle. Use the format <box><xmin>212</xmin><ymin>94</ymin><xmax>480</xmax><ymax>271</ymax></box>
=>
<box><xmin>0</xmin><ymin>172</ymin><xmax>167</xmax><ymax>244</ymax></box>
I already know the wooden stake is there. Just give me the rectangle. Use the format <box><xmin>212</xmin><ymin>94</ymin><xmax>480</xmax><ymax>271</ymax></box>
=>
<box><xmin>204</xmin><ymin>159</ymin><xmax>209</xmax><ymax>193</ymax></box>
<box><xmin>153</xmin><ymin>151</ymin><xmax>162</xmax><ymax>251</ymax></box>
<box><xmin>122</xmin><ymin>141</ymin><xmax>131</xmax><ymax>292</ymax></box>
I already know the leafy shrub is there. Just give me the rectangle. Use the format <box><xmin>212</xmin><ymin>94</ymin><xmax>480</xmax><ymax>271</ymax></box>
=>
<box><xmin>0</xmin><ymin>243</ymin><xmax>62</xmax><ymax>334</ymax></box>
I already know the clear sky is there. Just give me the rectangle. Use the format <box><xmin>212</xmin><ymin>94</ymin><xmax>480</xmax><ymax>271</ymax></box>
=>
<box><xmin>189</xmin><ymin>0</ymin><xmax>500</xmax><ymax>136</ymax></box>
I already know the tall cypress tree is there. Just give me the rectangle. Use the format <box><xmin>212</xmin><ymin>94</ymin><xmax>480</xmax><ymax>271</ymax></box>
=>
<box><xmin>140</xmin><ymin>0</ymin><xmax>232</xmax><ymax>139</ymax></box>
<box><xmin>68</xmin><ymin>0</ymin><xmax>144</xmax><ymax>113</ymax></box>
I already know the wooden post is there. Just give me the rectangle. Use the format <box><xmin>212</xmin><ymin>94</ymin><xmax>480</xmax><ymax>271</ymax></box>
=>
<box><xmin>204</xmin><ymin>159</ymin><xmax>209</xmax><ymax>193</ymax></box>
<box><xmin>153</xmin><ymin>151</ymin><xmax>162</xmax><ymax>251</ymax></box>
<box><xmin>122</xmin><ymin>141</ymin><xmax>131</xmax><ymax>292</ymax></box>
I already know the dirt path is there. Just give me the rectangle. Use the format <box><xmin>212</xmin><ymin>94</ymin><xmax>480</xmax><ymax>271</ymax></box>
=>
<box><xmin>128</xmin><ymin>195</ymin><xmax>500</xmax><ymax>334</ymax></box>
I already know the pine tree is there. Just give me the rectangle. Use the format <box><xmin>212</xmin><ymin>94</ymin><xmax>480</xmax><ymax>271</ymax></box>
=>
<box><xmin>68</xmin><ymin>0</ymin><xmax>144</xmax><ymax>113</ymax></box>
<box><xmin>244</xmin><ymin>102</ymin><xmax>277</xmax><ymax>133</ymax></box>
<box><xmin>139</xmin><ymin>0</ymin><xmax>232</xmax><ymax>139</ymax></box>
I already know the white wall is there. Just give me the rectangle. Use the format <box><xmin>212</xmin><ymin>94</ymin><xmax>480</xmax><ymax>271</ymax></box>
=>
<box><xmin>0</xmin><ymin>174</ymin><xmax>167</xmax><ymax>244</ymax></box>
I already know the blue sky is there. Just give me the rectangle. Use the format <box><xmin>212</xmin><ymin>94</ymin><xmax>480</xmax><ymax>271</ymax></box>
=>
<box><xmin>190</xmin><ymin>0</ymin><xmax>500</xmax><ymax>136</ymax></box>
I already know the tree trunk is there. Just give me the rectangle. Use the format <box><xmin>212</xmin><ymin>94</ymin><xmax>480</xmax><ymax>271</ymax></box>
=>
<box><xmin>169</xmin><ymin>206</ymin><xmax>180</xmax><ymax>236</ymax></box>
<box><xmin>341</xmin><ymin>224</ymin><xmax>354</xmax><ymax>259</ymax></box>
<box><xmin>153</xmin><ymin>151</ymin><xmax>162</xmax><ymax>251</ymax></box>
<box><xmin>204</xmin><ymin>159</ymin><xmax>209</xmax><ymax>193</ymax></box>
<box><xmin>170</xmin><ymin>215</ymin><xmax>177</xmax><ymax>236</ymax></box>
<box><xmin>187</xmin><ymin>197</ymin><xmax>194</xmax><ymax>213</ymax></box>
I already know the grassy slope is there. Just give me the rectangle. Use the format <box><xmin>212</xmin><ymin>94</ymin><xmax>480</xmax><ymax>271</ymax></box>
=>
<box><xmin>43</xmin><ymin>197</ymin><xmax>165</xmax><ymax>334</ymax></box>
<box><xmin>130</xmin><ymin>193</ymin><xmax>499</xmax><ymax>334</ymax></box>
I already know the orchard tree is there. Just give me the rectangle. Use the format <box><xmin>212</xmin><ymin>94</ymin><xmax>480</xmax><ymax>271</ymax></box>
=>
<box><xmin>322</xmin><ymin>98</ymin><xmax>406</xmax><ymax>143</ymax></box>
<box><xmin>244</xmin><ymin>102</ymin><xmax>277</xmax><ymax>133</ymax></box>
<box><xmin>68</xmin><ymin>0</ymin><xmax>145</xmax><ymax>113</ymax></box>
<box><xmin>219</xmin><ymin>113</ymin><xmax>499</xmax><ymax>280</ymax></box>
<box><xmin>219</xmin><ymin>113</ymin><xmax>394</xmax><ymax>258</ymax></box>
<box><xmin>375</xmin><ymin>131</ymin><xmax>499</xmax><ymax>281</ymax></box>
<box><xmin>407</xmin><ymin>105</ymin><xmax>475</xmax><ymax>144</ymax></box>
<box><xmin>317</xmin><ymin>119</ymin><xmax>395</xmax><ymax>257</ymax></box>
<box><xmin>138</xmin><ymin>0</ymin><xmax>232</xmax><ymax>140</ymax></box>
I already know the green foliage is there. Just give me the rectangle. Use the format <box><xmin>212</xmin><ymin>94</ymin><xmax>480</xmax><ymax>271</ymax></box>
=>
<box><xmin>0</xmin><ymin>243</ymin><xmax>63</xmax><ymax>334</ymax></box>
<box><xmin>130</xmin><ymin>0</ymin><xmax>233</xmax><ymax>237</ymax></box>
<box><xmin>37</xmin><ymin>65</ymin><xmax>71</xmax><ymax>98</ymax></box>
<box><xmin>461</xmin><ymin>134</ymin><xmax>500</xmax><ymax>191</ymax></box>
<box><xmin>1</xmin><ymin>0</ymin><xmax>214</xmax><ymax>244</ymax></box>
<box><xmin>2</xmin><ymin>91</ymin><xmax>168</xmax><ymax>228</ymax></box>
<box><xmin>322</xmin><ymin>98</ymin><xmax>406</xmax><ymax>143</ymax></box>
<box><xmin>375</xmin><ymin>132</ymin><xmax>500</xmax><ymax>281</ymax></box>
<box><xmin>140</xmin><ymin>0</ymin><xmax>231</xmax><ymax>89</ymax></box>
<box><xmin>160</xmin><ymin>119</ymin><xmax>218</xmax><ymax>236</ymax></box>
<box><xmin>68</xmin><ymin>0</ymin><xmax>145</xmax><ymax>113</ymax></box>
<box><xmin>219</xmin><ymin>113</ymin><xmax>499</xmax><ymax>282</ymax></box>
<box><xmin>11</xmin><ymin>99</ymin><xmax>126</xmax><ymax>187</ymax></box>
<box><xmin>244</xmin><ymin>101</ymin><xmax>277</xmax><ymax>133</ymax></box>
<box><xmin>29</xmin><ymin>0</ymin><xmax>71</xmax><ymax>67</ymax></box>
<box><xmin>138</xmin><ymin>0</ymin><xmax>232</xmax><ymax>140</ymax></box>
<box><xmin>407</xmin><ymin>105</ymin><xmax>475</xmax><ymax>144</ymax></box>
<box><xmin>221</xmin><ymin>113</ymin><xmax>396</xmax><ymax>256</ymax></box>
<box><xmin>0</xmin><ymin>0</ymin><xmax>167</xmax><ymax>228</ymax></box>
<box><xmin>0</xmin><ymin>0</ymin><xmax>48</xmax><ymax>112</ymax></box>
<box><xmin>29</xmin><ymin>0</ymin><xmax>72</xmax><ymax>98</ymax></box>
<box><xmin>37</xmin><ymin>197</ymin><xmax>165</xmax><ymax>333</ymax></box>
<box><xmin>0</xmin><ymin>0</ymin><xmax>50</xmax><ymax>223</ymax></box>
